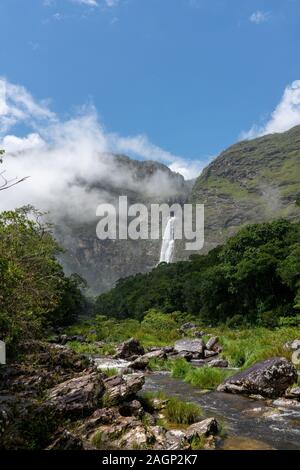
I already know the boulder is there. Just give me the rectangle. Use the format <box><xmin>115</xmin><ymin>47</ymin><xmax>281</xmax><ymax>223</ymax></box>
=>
<box><xmin>117</xmin><ymin>424</ymin><xmax>154</xmax><ymax>449</ymax></box>
<box><xmin>129</xmin><ymin>356</ymin><xmax>149</xmax><ymax>370</ymax></box>
<box><xmin>207</xmin><ymin>359</ymin><xmax>228</xmax><ymax>368</ymax></box>
<box><xmin>292</xmin><ymin>349</ymin><xmax>300</xmax><ymax>365</ymax></box>
<box><xmin>218</xmin><ymin>357</ymin><xmax>297</xmax><ymax>398</ymax></box>
<box><xmin>204</xmin><ymin>350</ymin><xmax>218</xmax><ymax>359</ymax></box>
<box><xmin>285</xmin><ymin>386</ymin><xmax>300</xmax><ymax>400</ymax></box>
<box><xmin>174</xmin><ymin>339</ymin><xmax>205</xmax><ymax>358</ymax></box>
<box><xmin>43</xmin><ymin>371</ymin><xmax>105</xmax><ymax>417</ymax></box>
<box><xmin>104</xmin><ymin>374</ymin><xmax>145</xmax><ymax>405</ymax></box>
<box><xmin>284</xmin><ymin>339</ymin><xmax>300</xmax><ymax>351</ymax></box>
<box><xmin>114</xmin><ymin>338</ymin><xmax>145</xmax><ymax>360</ymax></box>
<box><xmin>185</xmin><ymin>418</ymin><xmax>220</xmax><ymax>441</ymax></box>
<box><xmin>165</xmin><ymin>430</ymin><xmax>188</xmax><ymax>450</ymax></box>
<box><xmin>206</xmin><ymin>336</ymin><xmax>219</xmax><ymax>351</ymax></box>
<box><xmin>47</xmin><ymin>430</ymin><xmax>84</xmax><ymax>450</ymax></box>
<box><xmin>119</xmin><ymin>400</ymin><xmax>144</xmax><ymax>417</ymax></box>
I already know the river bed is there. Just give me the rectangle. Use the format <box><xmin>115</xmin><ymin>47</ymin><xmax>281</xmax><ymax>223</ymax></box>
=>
<box><xmin>142</xmin><ymin>372</ymin><xmax>300</xmax><ymax>450</ymax></box>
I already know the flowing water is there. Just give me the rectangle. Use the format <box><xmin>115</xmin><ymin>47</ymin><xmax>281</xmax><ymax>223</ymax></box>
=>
<box><xmin>159</xmin><ymin>217</ymin><xmax>175</xmax><ymax>263</ymax></box>
<box><xmin>143</xmin><ymin>372</ymin><xmax>300</xmax><ymax>450</ymax></box>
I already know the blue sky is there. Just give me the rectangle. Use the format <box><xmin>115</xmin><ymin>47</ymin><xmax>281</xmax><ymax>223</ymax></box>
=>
<box><xmin>1</xmin><ymin>0</ymin><xmax>300</xmax><ymax>179</ymax></box>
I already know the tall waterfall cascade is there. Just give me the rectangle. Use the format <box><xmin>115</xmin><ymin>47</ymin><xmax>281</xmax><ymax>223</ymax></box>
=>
<box><xmin>159</xmin><ymin>216</ymin><xmax>176</xmax><ymax>263</ymax></box>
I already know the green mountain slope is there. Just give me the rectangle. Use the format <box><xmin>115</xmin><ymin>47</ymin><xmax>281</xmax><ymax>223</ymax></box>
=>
<box><xmin>176</xmin><ymin>125</ymin><xmax>300</xmax><ymax>259</ymax></box>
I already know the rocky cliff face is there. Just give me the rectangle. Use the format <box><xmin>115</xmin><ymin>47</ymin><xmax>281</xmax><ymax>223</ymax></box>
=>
<box><xmin>175</xmin><ymin>125</ymin><xmax>300</xmax><ymax>260</ymax></box>
<box><xmin>57</xmin><ymin>127</ymin><xmax>300</xmax><ymax>293</ymax></box>
<box><xmin>55</xmin><ymin>154</ymin><xmax>190</xmax><ymax>294</ymax></box>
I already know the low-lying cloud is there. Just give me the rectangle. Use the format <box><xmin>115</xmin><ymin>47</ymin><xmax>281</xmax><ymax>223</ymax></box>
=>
<box><xmin>0</xmin><ymin>77</ymin><xmax>204</xmax><ymax>222</ymax></box>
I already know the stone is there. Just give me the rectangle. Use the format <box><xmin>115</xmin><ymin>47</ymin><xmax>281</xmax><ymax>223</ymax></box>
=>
<box><xmin>285</xmin><ymin>386</ymin><xmax>300</xmax><ymax>400</ymax></box>
<box><xmin>129</xmin><ymin>356</ymin><xmax>149</xmax><ymax>370</ymax></box>
<box><xmin>181</xmin><ymin>322</ymin><xmax>197</xmax><ymax>330</ymax></box>
<box><xmin>118</xmin><ymin>425</ymin><xmax>153</xmax><ymax>449</ymax></box>
<box><xmin>186</xmin><ymin>418</ymin><xmax>220</xmax><ymax>441</ymax></box>
<box><xmin>114</xmin><ymin>338</ymin><xmax>145</xmax><ymax>360</ymax></box>
<box><xmin>165</xmin><ymin>429</ymin><xmax>187</xmax><ymax>450</ymax></box>
<box><xmin>273</xmin><ymin>398</ymin><xmax>300</xmax><ymax>409</ymax></box>
<box><xmin>174</xmin><ymin>339</ymin><xmax>205</xmax><ymax>358</ymax></box>
<box><xmin>208</xmin><ymin>359</ymin><xmax>228</xmax><ymax>368</ymax></box>
<box><xmin>44</xmin><ymin>371</ymin><xmax>105</xmax><ymax>417</ymax></box>
<box><xmin>47</xmin><ymin>430</ymin><xmax>84</xmax><ymax>450</ymax></box>
<box><xmin>217</xmin><ymin>357</ymin><xmax>297</xmax><ymax>398</ymax></box>
<box><xmin>143</xmin><ymin>349</ymin><xmax>167</xmax><ymax>360</ymax></box>
<box><xmin>292</xmin><ymin>349</ymin><xmax>300</xmax><ymax>365</ymax></box>
<box><xmin>206</xmin><ymin>336</ymin><xmax>219</xmax><ymax>351</ymax></box>
<box><xmin>119</xmin><ymin>400</ymin><xmax>143</xmax><ymax>417</ymax></box>
<box><xmin>285</xmin><ymin>339</ymin><xmax>300</xmax><ymax>351</ymax></box>
<box><xmin>104</xmin><ymin>374</ymin><xmax>145</xmax><ymax>405</ymax></box>
<box><xmin>204</xmin><ymin>350</ymin><xmax>218</xmax><ymax>358</ymax></box>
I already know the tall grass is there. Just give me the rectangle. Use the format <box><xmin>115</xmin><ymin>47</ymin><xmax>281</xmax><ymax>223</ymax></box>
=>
<box><xmin>184</xmin><ymin>367</ymin><xmax>232</xmax><ymax>389</ymax></box>
<box><xmin>164</xmin><ymin>397</ymin><xmax>202</xmax><ymax>425</ymax></box>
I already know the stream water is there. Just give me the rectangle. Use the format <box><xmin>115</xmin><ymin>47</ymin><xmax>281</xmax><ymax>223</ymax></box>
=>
<box><xmin>143</xmin><ymin>372</ymin><xmax>300</xmax><ymax>450</ymax></box>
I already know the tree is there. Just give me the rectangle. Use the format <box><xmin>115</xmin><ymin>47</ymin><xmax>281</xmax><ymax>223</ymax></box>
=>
<box><xmin>0</xmin><ymin>149</ymin><xmax>29</xmax><ymax>191</ymax></box>
<box><xmin>0</xmin><ymin>206</ymin><xmax>65</xmax><ymax>345</ymax></box>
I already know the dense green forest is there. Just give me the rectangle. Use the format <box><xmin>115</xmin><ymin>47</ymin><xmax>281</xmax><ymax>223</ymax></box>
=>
<box><xmin>96</xmin><ymin>219</ymin><xmax>300</xmax><ymax>327</ymax></box>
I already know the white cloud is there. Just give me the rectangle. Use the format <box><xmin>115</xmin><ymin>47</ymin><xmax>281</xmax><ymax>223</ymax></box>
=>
<box><xmin>249</xmin><ymin>10</ymin><xmax>269</xmax><ymax>24</ymax></box>
<box><xmin>105</xmin><ymin>0</ymin><xmax>119</xmax><ymax>7</ymax></box>
<box><xmin>0</xmin><ymin>77</ymin><xmax>56</xmax><ymax>134</ymax></box>
<box><xmin>0</xmin><ymin>78</ymin><xmax>205</xmax><ymax>220</ymax></box>
<box><xmin>242</xmin><ymin>80</ymin><xmax>300</xmax><ymax>139</ymax></box>
<box><xmin>71</xmin><ymin>0</ymin><xmax>99</xmax><ymax>6</ymax></box>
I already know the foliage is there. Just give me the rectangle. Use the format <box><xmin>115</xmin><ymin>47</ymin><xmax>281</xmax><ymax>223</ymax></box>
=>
<box><xmin>0</xmin><ymin>207</ymin><xmax>88</xmax><ymax>349</ymax></box>
<box><xmin>183</xmin><ymin>366</ymin><xmax>231</xmax><ymax>389</ymax></box>
<box><xmin>95</xmin><ymin>220</ymin><xmax>300</xmax><ymax>325</ymax></box>
<box><xmin>164</xmin><ymin>397</ymin><xmax>202</xmax><ymax>425</ymax></box>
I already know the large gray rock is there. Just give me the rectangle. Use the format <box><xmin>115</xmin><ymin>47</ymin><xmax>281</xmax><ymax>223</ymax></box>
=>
<box><xmin>104</xmin><ymin>374</ymin><xmax>145</xmax><ymax>405</ymax></box>
<box><xmin>44</xmin><ymin>371</ymin><xmax>105</xmax><ymax>417</ymax></box>
<box><xmin>207</xmin><ymin>359</ymin><xmax>228</xmax><ymax>368</ymax></box>
<box><xmin>165</xmin><ymin>430</ymin><xmax>188</xmax><ymax>450</ymax></box>
<box><xmin>114</xmin><ymin>338</ymin><xmax>145</xmax><ymax>360</ymax></box>
<box><xmin>218</xmin><ymin>357</ymin><xmax>297</xmax><ymax>398</ymax></box>
<box><xmin>174</xmin><ymin>339</ymin><xmax>205</xmax><ymax>358</ymax></box>
<box><xmin>206</xmin><ymin>336</ymin><xmax>219</xmax><ymax>351</ymax></box>
<box><xmin>186</xmin><ymin>418</ymin><xmax>220</xmax><ymax>441</ymax></box>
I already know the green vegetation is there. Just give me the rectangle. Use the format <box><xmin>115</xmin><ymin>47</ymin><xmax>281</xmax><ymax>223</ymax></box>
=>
<box><xmin>0</xmin><ymin>207</ymin><xmax>89</xmax><ymax>353</ymax></box>
<box><xmin>96</xmin><ymin>220</ymin><xmax>300</xmax><ymax>326</ymax></box>
<box><xmin>164</xmin><ymin>397</ymin><xmax>202</xmax><ymax>425</ymax></box>
<box><xmin>169</xmin><ymin>358</ymin><xmax>232</xmax><ymax>389</ymax></box>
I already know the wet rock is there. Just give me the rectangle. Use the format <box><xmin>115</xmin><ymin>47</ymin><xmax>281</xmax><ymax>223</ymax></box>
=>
<box><xmin>114</xmin><ymin>338</ymin><xmax>145</xmax><ymax>360</ymax></box>
<box><xmin>206</xmin><ymin>336</ymin><xmax>219</xmax><ymax>351</ymax></box>
<box><xmin>119</xmin><ymin>400</ymin><xmax>143</xmax><ymax>417</ymax></box>
<box><xmin>47</xmin><ymin>430</ymin><xmax>84</xmax><ymax>450</ymax></box>
<box><xmin>273</xmin><ymin>398</ymin><xmax>300</xmax><ymax>409</ymax></box>
<box><xmin>165</xmin><ymin>429</ymin><xmax>188</xmax><ymax>450</ymax></box>
<box><xmin>104</xmin><ymin>374</ymin><xmax>145</xmax><ymax>405</ymax></box>
<box><xmin>285</xmin><ymin>386</ymin><xmax>300</xmax><ymax>400</ymax></box>
<box><xmin>218</xmin><ymin>357</ymin><xmax>297</xmax><ymax>398</ymax></box>
<box><xmin>43</xmin><ymin>371</ymin><xmax>105</xmax><ymax>418</ymax></box>
<box><xmin>186</xmin><ymin>418</ymin><xmax>220</xmax><ymax>441</ymax></box>
<box><xmin>174</xmin><ymin>339</ymin><xmax>205</xmax><ymax>358</ymax></box>
<box><xmin>207</xmin><ymin>359</ymin><xmax>228</xmax><ymax>368</ymax></box>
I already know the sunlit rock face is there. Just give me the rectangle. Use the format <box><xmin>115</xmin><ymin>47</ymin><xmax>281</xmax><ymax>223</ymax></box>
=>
<box><xmin>175</xmin><ymin>125</ymin><xmax>300</xmax><ymax>261</ymax></box>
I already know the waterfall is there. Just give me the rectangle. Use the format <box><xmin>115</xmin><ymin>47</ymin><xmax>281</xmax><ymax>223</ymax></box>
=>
<box><xmin>159</xmin><ymin>216</ymin><xmax>175</xmax><ymax>263</ymax></box>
